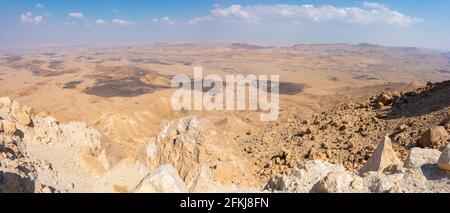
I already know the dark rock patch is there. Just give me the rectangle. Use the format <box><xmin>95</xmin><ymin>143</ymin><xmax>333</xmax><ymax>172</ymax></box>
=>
<box><xmin>63</xmin><ymin>80</ymin><xmax>84</xmax><ymax>89</ymax></box>
<box><xmin>354</xmin><ymin>75</ymin><xmax>379</xmax><ymax>81</ymax></box>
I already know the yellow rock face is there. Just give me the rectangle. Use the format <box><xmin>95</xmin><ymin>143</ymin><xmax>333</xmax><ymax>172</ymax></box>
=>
<box><xmin>2</xmin><ymin>120</ymin><xmax>17</xmax><ymax>136</ymax></box>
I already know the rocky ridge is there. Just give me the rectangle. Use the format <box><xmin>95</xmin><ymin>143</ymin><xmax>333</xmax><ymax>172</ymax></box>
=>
<box><xmin>242</xmin><ymin>81</ymin><xmax>450</xmax><ymax>182</ymax></box>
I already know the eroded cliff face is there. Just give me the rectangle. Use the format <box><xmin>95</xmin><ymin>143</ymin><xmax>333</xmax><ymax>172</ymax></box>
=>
<box><xmin>0</xmin><ymin>97</ymin><xmax>259</xmax><ymax>192</ymax></box>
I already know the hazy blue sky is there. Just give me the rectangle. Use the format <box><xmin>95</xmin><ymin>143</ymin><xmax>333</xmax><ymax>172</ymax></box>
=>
<box><xmin>1</xmin><ymin>0</ymin><xmax>450</xmax><ymax>49</ymax></box>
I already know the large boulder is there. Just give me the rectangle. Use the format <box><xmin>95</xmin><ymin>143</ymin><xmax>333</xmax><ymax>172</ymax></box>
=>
<box><xmin>133</xmin><ymin>164</ymin><xmax>187</xmax><ymax>193</ymax></box>
<box><xmin>92</xmin><ymin>159</ymin><xmax>149</xmax><ymax>193</ymax></box>
<box><xmin>437</xmin><ymin>144</ymin><xmax>450</xmax><ymax>171</ymax></box>
<box><xmin>359</xmin><ymin>136</ymin><xmax>402</xmax><ymax>174</ymax></box>
<box><xmin>420</xmin><ymin>126</ymin><xmax>449</xmax><ymax>148</ymax></box>
<box><xmin>404</xmin><ymin>148</ymin><xmax>441</xmax><ymax>169</ymax></box>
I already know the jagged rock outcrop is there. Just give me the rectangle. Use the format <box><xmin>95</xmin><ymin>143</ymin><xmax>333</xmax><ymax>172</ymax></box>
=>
<box><xmin>359</xmin><ymin>136</ymin><xmax>402</xmax><ymax>174</ymax></box>
<box><xmin>0</xmin><ymin>97</ymin><xmax>32</xmax><ymax>126</ymax></box>
<box><xmin>145</xmin><ymin>117</ymin><xmax>216</xmax><ymax>192</ymax></box>
<box><xmin>87</xmin><ymin>116</ymin><xmax>259</xmax><ymax>193</ymax></box>
<box><xmin>0</xmin><ymin>122</ymin><xmax>56</xmax><ymax>192</ymax></box>
<box><xmin>145</xmin><ymin>116</ymin><xmax>257</xmax><ymax>192</ymax></box>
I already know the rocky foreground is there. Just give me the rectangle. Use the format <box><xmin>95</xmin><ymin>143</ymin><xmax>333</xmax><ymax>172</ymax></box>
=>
<box><xmin>0</xmin><ymin>97</ymin><xmax>257</xmax><ymax>192</ymax></box>
<box><xmin>1</xmin><ymin>81</ymin><xmax>450</xmax><ymax>193</ymax></box>
<box><xmin>242</xmin><ymin>80</ymin><xmax>450</xmax><ymax>191</ymax></box>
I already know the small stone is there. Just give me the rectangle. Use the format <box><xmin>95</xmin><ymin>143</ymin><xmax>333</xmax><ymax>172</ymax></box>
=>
<box><xmin>319</xmin><ymin>124</ymin><xmax>327</xmax><ymax>130</ymax></box>
<box><xmin>308</xmin><ymin>148</ymin><xmax>319</xmax><ymax>160</ymax></box>
<box><xmin>281</xmin><ymin>148</ymin><xmax>291</xmax><ymax>161</ymax></box>
<box><xmin>325</xmin><ymin>149</ymin><xmax>333</xmax><ymax>158</ymax></box>
<box><xmin>420</xmin><ymin>126</ymin><xmax>449</xmax><ymax>148</ymax></box>
<box><xmin>445</xmin><ymin>123</ymin><xmax>450</xmax><ymax>131</ymax></box>
<box><xmin>375</xmin><ymin>92</ymin><xmax>393</xmax><ymax>106</ymax></box>
<box><xmin>398</xmin><ymin>125</ymin><xmax>409</xmax><ymax>132</ymax></box>
<box><xmin>377</xmin><ymin>102</ymin><xmax>384</xmax><ymax>108</ymax></box>
<box><xmin>358</xmin><ymin>100</ymin><xmax>370</xmax><ymax>109</ymax></box>
<box><xmin>306</xmin><ymin>127</ymin><xmax>314</xmax><ymax>135</ymax></box>
<box><xmin>274</xmin><ymin>157</ymin><xmax>281</xmax><ymax>165</ymax></box>
<box><xmin>343</xmin><ymin>104</ymin><xmax>351</xmax><ymax>110</ymax></box>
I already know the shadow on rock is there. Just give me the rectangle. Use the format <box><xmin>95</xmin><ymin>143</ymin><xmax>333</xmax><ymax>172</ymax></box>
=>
<box><xmin>0</xmin><ymin>171</ymin><xmax>35</xmax><ymax>193</ymax></box>
<box><xmin>419</xmin><ymin>163</ymin><xmax>450</xmax><ymax>181</ymax></box>
<box><xmin>384</xmin><ymin>81</ymin><xmax>450</xmax><ymax>120</ymax></box>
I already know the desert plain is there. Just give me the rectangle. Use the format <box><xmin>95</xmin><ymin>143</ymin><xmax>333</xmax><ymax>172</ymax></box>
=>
<box><xmin>0</xmin><ymin>42</ymin><xmax>449</xmax><ymax>192</ymax></box>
